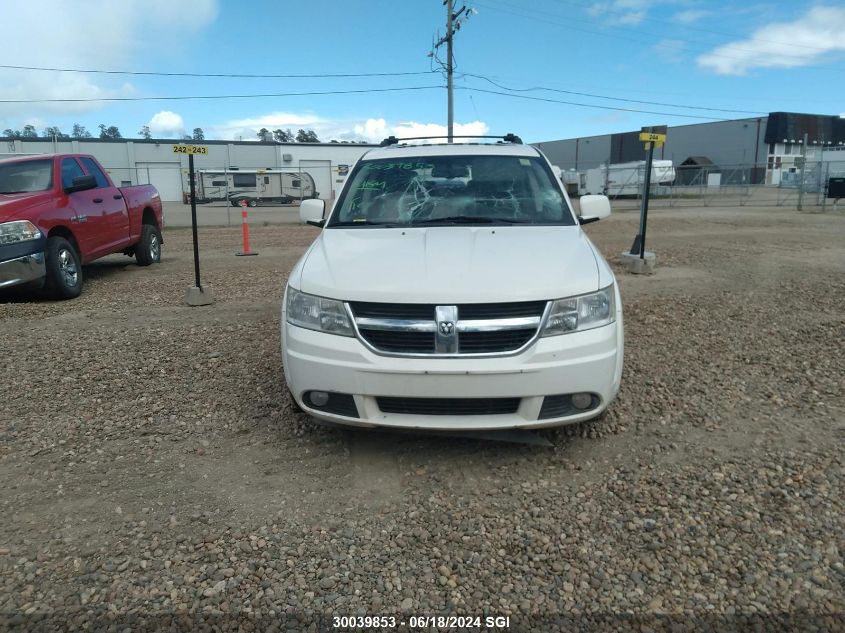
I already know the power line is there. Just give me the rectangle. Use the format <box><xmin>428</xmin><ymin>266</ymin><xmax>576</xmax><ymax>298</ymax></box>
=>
<box><xmin>459</xmin><ymin>87</ymin><xmax>733</xmax><ymax>121</ymax></box>
<box><xmin>461</xmin><ymin>73</ymin><xmax>765</xmax><ymax>115</ymax></box>
<box><xmin>0</xmin><ymin>85</ymin><xmax>444</xmax><ymax>104</ymax></box>
<box><xmin>473</xmin><ymin>0</ymin><xmax>840</xmax><ymax>68</ymax></box>
<box><xmin>550</xmin><ymin>0</ymin><xmax>835</xmax><ymax>53</ymax></box>
<box><xmin>0</xmin><ymin>64</ymin><xmax>440</xmax><ymax>79</ymax></box>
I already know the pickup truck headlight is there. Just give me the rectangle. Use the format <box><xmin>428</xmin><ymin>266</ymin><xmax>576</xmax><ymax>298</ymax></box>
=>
<box><xmin>285</xmin><ymin>287</ymin><xmax>353</xmax><ymax>337</ymax></box>
<box><xmin>541</xmin><ymin>284</ymin><xmax>615</xmax><ymax>336</ymax></box>
<box><xmin>0</xmin><ymin>220</ymin><xmax>41</xmax><ymax>245</ymax></box>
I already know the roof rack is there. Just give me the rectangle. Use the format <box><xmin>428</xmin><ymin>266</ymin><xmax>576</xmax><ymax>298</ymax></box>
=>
<box><xmin>379</xmin><ymin>133</ymin><xmax>523</xmax><ymax>147</ymax></box>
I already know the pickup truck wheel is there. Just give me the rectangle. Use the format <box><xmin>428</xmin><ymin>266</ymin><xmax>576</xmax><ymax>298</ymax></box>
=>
<box><xmin>136</xmin><ymin>224</ymin><xmax>161</xmax><ymax>267</ymax></box>
<box><xmin>44</xmin><ymin>237</ymin><xmax>82</xmax><ymax>299</ymax></box>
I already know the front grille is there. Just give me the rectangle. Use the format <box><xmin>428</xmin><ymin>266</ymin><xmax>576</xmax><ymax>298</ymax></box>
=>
<box><xmin>459</xmin><ymin>329</ymin><xmax>535</xmax><ymax>353</ymax></box>
<box><xmin>349</xmin><ymin>300</ymin><xmax>548</xmax><ymax>356</ymax></box>
<box><xmin>458</xmin><ymin>301</ymin><xmax>546</xmax><ymax>319</ymax></box>
<box><xmin>358</xmin><ymin>330</ymin><xmax>434</xmax><ymax>353</ymax></box>
<box><xmin>350</xmin><ymin>301</ymin><xmax>433</xmax><ymax>320</ymax></box>
<box><xmin>377</xmin><ymin>397</ymin><xmax>520</xmax><ymax>416</ymax></box>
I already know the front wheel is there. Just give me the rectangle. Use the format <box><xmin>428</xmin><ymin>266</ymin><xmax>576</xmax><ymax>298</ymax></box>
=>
<box><xmin>44</xmin><ymin>236</ymin><xmax>82</xmax><ymax>299</ymax></box>
<box><xmin>136</xmin><ymin>224</ymin><xmax>162</xmax><ymax>266</ymax></box>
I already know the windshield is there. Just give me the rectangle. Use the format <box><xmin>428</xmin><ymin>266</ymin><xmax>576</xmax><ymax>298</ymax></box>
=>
<box><xmin>328</xmin><ymin>154</ymin><xmax>576</xmax><ymax>227</ymax></box>
<box><xmin>0</xmin><ymin>159</ymin><xmax>53</xmax><ymax>194</ymax></box>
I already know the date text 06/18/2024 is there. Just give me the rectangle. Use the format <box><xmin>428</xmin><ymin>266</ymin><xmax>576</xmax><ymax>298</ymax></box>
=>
<box><xmin>332</xmin><ymin>615</ymin><xmax>511</xmax><ymax>629</ymax></box>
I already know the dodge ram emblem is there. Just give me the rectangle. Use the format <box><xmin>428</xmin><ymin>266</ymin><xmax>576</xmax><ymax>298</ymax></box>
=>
<box><xmin>438</xmin><ymin>320</ymin><xmax>455</xmax><ymax>335</ymax></box>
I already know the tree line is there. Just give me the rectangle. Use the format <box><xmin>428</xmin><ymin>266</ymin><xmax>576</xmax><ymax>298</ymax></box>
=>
<box><xmin>2</xmin><ymin>124</ymin><xmax>337</xmax><ymax>144</ymax></box>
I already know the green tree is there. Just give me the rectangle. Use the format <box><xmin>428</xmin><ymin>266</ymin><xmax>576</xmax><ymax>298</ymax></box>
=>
<box><xmin>295</xmin><ymin>128</ymin><xmax>319</xmax><ymax>143</ymax></box>
<box><xmin>71</xmin><ymin>123</ymin><xmax>92</xmax><ymax>138</ymax></box>
<box><xmin>257</xmin><ymin>127</ymin><xmax>272</xmax><ymax>142</ymax></box>
<box><xmin>192</xmin><ymin>127</ymin><xmax>205</xmax><ymax>141</ymax></box>
<box><xmin>43</xmin><ymin>126</ymin><xmax>69</xmax><ymax>138</ymax></box>
<box><xmin>138</xmin><ymin>125</ymin><xmax>152</xmax><ymax>139</ymax></box>
<box><xmin>21</xmin><ymin>125</ymin><xmax>38</xmax><ymax>138</ymax></box>
<box><xmin>98</xmin><ymin>124</ymin><xmax>122</xmax><ymax>139</ymax></box>
<box><xmin>273</xmin><ymin>128</ymin><xmax>293</xmax><ymax>143</ymax></box>
<box><xmin>3</xmin><ymin>128</ymin><xmax>21</xmax><ymax>138</ymax></box>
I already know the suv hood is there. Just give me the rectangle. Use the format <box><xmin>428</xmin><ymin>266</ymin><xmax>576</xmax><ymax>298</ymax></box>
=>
<box><xmin>298</xmin><ymin>226</ymin><xmax>600</xmax><ymax>303</ymax></box>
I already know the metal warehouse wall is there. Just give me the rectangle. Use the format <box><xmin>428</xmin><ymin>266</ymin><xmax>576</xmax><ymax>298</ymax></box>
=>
<box><xmin>534</xmin><ymin>116</ymin><xmax>769</xmax><ymax>171</ymax></box>
<box><xmin>534</xmin><ymin>135</ymin><xmax>612</xmax><ymax>170</ymax></box>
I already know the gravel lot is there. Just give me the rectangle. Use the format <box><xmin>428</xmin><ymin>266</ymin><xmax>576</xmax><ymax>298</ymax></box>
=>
<box><xmin>1</xmin><ymin>205</ymin><xmax>843</xmax><ymax>632</ymax></box>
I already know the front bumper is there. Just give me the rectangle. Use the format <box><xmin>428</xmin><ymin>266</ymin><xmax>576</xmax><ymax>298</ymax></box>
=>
<box><xmin>0</xmin><ymin>237</ymin><xmax>46</xmax><ymax>290</ymax></box>
<box><xmin>281</xmin><ymin>315</ymin><xmax>624</xmax><ymax>431</ymax></box>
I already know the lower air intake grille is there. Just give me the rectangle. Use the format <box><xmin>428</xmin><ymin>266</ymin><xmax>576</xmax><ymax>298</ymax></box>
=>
<box><xmin>376</xmin><ymin>397</ymin><xmax>520</xmax><ymax>416</ymax></box>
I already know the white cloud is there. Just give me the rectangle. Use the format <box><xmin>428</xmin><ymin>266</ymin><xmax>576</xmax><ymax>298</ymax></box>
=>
<box><xmin>148</xmin><ymin>111</ymin><xmax>185</xmax><ymax>137</ymax></box>
<box><xmin>673</xmin><ymin>9</ymin><xmax>709</xmax><ymax>24</ymax></box>
<box><xmin>697</xmin><ymin>6</ymin><xmax>845</xmax><ymax>75</ymax></box>
<box><xmin>587</xmin><ymin>0</ymin><xmax>652</xmax><ymax>26</ymax></box>
<box><xmin>207</xmin><ymin>111</ymin><xmax>489</xmax><ymax>144</ymax></box>
<box><xmin>653</xmin><ymin>38</ymin><xmax>687</xmax><ymax>63</ymax></box>
<box><xmin>0</xmin><ymin>0</ymin><xmax>218</xmax><ymax>125</ymax></box>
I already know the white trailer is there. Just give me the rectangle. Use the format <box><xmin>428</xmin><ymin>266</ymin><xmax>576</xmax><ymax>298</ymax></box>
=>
<box><xmin>195</xmin><ymin>169</ymin><xmax>318</xmax><ymax>206</ymax></box>
<box><xmin>578</xmin><ymin>160</ymin><xmax>675</xmax><ymax>196</ymax></box>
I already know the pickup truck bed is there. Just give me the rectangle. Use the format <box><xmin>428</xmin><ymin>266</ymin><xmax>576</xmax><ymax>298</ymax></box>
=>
<box><xmin>0</xmin><ymin>153</ymin><xmax>163</xmax><ymax>298</ymax></box>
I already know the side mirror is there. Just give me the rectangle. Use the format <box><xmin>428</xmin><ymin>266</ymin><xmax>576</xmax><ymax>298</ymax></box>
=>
<box><xmin>578</xmin><ymin>194</ymin><xmax>611</xmax><ymax>225</ymax></box>
<box><xmin>65</xmin><ymin>174</ymin><xmax>97</xmax><ymax>194</ymax></box>
<box><xmin>299</xmin><ymin>198</ymin><xmax>326</xmax><ymax>227</ymax></box>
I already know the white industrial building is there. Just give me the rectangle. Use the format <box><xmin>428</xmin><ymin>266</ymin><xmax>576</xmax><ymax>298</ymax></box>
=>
<box><xmin>1</xmin><ymin>137</ymin><xmax>378</xmax><ymax>201</ymax></box>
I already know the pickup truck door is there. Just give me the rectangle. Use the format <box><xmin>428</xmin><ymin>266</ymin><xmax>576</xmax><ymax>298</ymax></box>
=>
<box><xmin>79</xmin><ymin>156</ymin><xmax>130</xmax><ymax>253</ymax></box>
<box><xmin>60</xmin><ymin>157</ymin><xmax>110</xmax><ymax>262</ymax></box>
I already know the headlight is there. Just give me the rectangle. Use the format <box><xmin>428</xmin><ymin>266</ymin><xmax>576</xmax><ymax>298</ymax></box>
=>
<box><xmin>0</xmin><ymin>220</ymin><xmax>41</xmax><ymax>246</ymax></box>
<box><xmin>285</xmin><ymin>287</ymin><xmax>353</xmax><ymax>337</ymax></box>
<box><xmin>541</xmin><ymin>284</ymin><xmax>615</xmax><ymax>336</ymax></box>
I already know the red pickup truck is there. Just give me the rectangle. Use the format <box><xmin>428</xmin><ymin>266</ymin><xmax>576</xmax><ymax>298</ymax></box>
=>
<box><xmin>0</xmin><ymin>153</ymin><xmax>163</xmax><ymax>299</ymax></box>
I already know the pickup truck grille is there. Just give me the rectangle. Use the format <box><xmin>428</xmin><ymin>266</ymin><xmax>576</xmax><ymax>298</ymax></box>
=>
<box><xmin>348</xmin><ymin>300</ymin><xmax>549</xmax><ymax>356</ymax></box>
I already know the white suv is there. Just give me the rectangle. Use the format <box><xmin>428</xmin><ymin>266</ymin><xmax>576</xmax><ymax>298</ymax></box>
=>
<box><xmin>282</xmin><ymin>136</ymin><xmax>623</xmax><ymax>430</ymax></box>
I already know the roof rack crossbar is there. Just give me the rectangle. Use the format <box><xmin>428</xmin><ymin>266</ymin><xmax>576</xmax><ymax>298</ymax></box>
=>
<box><xmin>379</xmin><ymin>133</ymin><xmax>523</xmax><ymax>146</ymax></box>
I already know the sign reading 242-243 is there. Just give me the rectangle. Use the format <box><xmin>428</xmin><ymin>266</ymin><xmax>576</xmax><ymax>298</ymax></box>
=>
<box><xmin>172</xmin><ymin>144</ymin><xmax>208</xmax><ymax>155</ymax></box>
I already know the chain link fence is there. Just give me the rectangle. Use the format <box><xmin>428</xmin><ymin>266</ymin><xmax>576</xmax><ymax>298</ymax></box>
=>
<box><xmin>554</xmin><ymin>160</ymin><xmax>845</xmax><ymax>211</ymax></box>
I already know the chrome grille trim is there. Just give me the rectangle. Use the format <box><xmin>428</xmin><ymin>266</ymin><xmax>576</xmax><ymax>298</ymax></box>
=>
<box><xmin>348</xmin><ymin>301</ymin><xmax>552</xmax><ymax>358</ymax></box>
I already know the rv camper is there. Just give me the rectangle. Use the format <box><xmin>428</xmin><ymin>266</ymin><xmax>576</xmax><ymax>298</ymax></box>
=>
<box><xmin>195</xmin><ymin>169</ymin><xmax>318</xmax><ymax>206</ymax></box>
<box><xmin>578</xmin><ymin>160</ymin><xmax>675</xmax><ymax>196</ymax></box>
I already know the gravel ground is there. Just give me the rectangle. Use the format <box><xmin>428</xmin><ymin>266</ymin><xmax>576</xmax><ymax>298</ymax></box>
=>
<box><xmin>1</xmin><ymin>205</ymin><xmax>843</xmax><ymax>632</ymax></box>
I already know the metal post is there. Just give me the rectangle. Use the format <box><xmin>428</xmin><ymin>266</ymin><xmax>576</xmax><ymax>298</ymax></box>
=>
<box><xmin>446</xmin><ymin>0</ymin><xmax>454</xmax><ymax>142</ymax></box>
<box><xmin>188</xmin><ymin>153</ymin><xmax>202</xmax><ymax>289</ymax></box>
<box><xmin>224</xmin><ymin>163</ymin><xmax>231</xmax><ymax>227</ymax></box>
<box><xmin>798</xmin><ymin>132</ymin><xmax>808</xmax><ymax>211</ymax></box>
<box><xmin>630</xmin><ymin>142</ymin><xmax>655</xmax><ymax>258</ymax></box>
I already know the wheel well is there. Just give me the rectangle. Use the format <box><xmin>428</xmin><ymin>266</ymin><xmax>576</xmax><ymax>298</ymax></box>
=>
<box><xmin>47</xmin><ymin>226</ymin><xmax>80</xmax><ymax>254</ymax></box>
<box><xmin>142</xmin><ymin>207</ymin><xmax>158</xmax><ymax>227</ymax></box>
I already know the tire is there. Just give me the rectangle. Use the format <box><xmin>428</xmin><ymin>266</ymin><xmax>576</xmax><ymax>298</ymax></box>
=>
<box><xmin>248</xmin><ymin>199</ymin><xmax>258</xmax><ymax>208</ymax></box>
<box><xmin>44</xmin><ymin>236</ymin><xmax>82</xmax><ymax>300</ymax></box>
<box><xmin>230</xmin><ymin>200</ymin><xmax>239</xmax><ymax>207</ymax></box>
<box><xmin>135</xmin><ymin>223</ymin><xmax>162</xmax><ymax>267</ymax></box>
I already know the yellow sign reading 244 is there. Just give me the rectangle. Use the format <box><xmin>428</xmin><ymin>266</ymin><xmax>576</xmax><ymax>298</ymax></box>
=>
<box><xmin>172</xmin><ymin>144</ymin><xmax>208</xmax><ymax>155</ymax></box>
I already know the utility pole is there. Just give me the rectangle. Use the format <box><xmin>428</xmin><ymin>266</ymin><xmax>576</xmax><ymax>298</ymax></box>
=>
<box><xmin>433</xmin><ymin>1</ymin><xmax>474</xmax><ymax>142</ymax></box>
<box><xmin>446</xmin><ymin>0</ymin><xmax>454</xmax><ymax>142</ymax></box>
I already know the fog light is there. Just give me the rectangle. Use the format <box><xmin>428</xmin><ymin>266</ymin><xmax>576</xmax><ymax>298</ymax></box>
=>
<box><xmin>571</xmin><ymin>393</ymin><xmax>593</xmax><ymax>410</ymax></box>
<box><xmin>309</xmin><ymin>391</ymin><xmax>329</xmax><ymax>407</ymax></box>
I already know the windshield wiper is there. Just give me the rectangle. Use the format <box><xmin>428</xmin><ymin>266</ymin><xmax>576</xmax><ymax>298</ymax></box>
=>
<box><xmin>0</xmin><ymin>190</ymin><xmax>30</xmax><ymax>194</ymax></box>
<box><xmin>415</xmin><ymin>215</ymin><xmax>528</xmax><ymax>225</ymax></box>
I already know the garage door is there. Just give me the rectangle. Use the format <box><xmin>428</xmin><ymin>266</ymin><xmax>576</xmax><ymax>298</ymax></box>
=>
<box><xmin>137</xmin><ymin>162</ymin><xmax>183</xmax><ymax>201</ymax></box>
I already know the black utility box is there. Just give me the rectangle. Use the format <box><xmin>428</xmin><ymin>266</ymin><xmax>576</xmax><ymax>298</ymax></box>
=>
<box><xmin>828</xmin><ymin>177</ymin><xmax>845</xmax><ymax>198</ymax></box>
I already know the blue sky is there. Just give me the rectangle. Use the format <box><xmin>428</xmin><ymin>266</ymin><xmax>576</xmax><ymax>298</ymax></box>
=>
<box><xmin>1</xmin><ymin>0</ymin><xmax>844</xmax><ymax>144</ymax></box>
